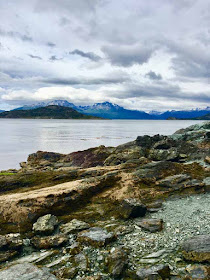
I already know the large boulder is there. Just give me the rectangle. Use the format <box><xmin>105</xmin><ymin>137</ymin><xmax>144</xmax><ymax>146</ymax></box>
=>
<box><xmin>0</xmin><ymin>263</ymin><xmax>58</xmax><ymax>280</ymax></box>
<box><xmin>181</xmin><ymin>235</ymin><xmax>210</xmax><ymax>262</ymax></box>
<box><xmin>120</xmin><ymin>198</ymin><xmax>147</xmax><ymax>219</ymax></box>
<box><xmin>60</xmin><ymin>219</ymin><xmax>90</xmax><ymax>234</ymax></box>
<box><xmin>77</xmin><ymin>227</ymin><xmax>115</xmax><ymax>247</ymax></box>
<box><xmin>107</xmin><ymin>247</ymin><xmax>128</xmax><ymax>278</ymax></box>
<box><xmin>32</xmin><ymin>214</ymin><xmax>58</xmax><ymax>235</ymax></box>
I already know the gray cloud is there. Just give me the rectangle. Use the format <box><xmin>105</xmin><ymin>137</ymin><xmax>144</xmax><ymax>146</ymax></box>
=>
<box><xmin>47</xmin><ymin>42</ymin><xmax>56</xmax><ymax>47</ymax></box>
<box><xmin>102</xmin><ymin>45</ymin><xmax>154</xmax><ymax>67</ymax></box>
<box><xmin>42</xmin><ymin>73</ymin><xmax>130</xmax><ymax>86</ymax></box>
<box><xmin>0</xmin><ymin>29</ymin><xmax>33</xmax><ymax>42</ymax></box>
<box><xmin>28</xmin><ymin>54</ymin><xmax>42</xmax><ymax>60</ymax></box>
<box><xmin>146</xmin><ymin>71</ymin><xmax>162</xmax><ymax>80</ymax></box>
<box><xmin>69</xmin><ymin>49</ymin><xmax>102</xmax><ymax>62</ymax></box>
<box><xmin>49</xmin><ymin>55</ymin><xmax>62</xmax><ymax>61</ymax></box>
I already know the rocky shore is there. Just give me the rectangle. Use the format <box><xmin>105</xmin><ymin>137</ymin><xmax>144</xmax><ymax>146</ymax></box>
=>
<box><xmin>0</xmin><ymin>122</ymin><xmax>209</xmax><ymax>279</ymax></box>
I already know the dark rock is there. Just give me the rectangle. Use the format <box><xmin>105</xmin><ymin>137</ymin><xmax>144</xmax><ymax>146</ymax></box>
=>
<box><xmin>182</xmin><ymin>235</ymin><xmax>210</xmax><ymax>262</ymax></box>
<box><xmin>137</xmin><ymin>219</ymin><xmax>164</xmax><ymax>233</ymax></box>
<box><xmin>158</xmin><ymin>174</ymin><xmax>191</xmax><ymax>188</ymax></box>
<box><xmin>136</xmin><ymin>134</ymin><xmax>164</xmax><ymax>149</ymax></box>
<box><xmin>0</xmin><ymin>233</ymin><xmax>23</xmax><ymax>251</ymax></box>
<box><xmin>77</xmin><ymin>227</ymin><xmax>115</xmax><ymax>247</ymax></box>
<box><xmin>0</xmin><ymin>250</ymin><xmax>18</xmax><ymax>262</ymax></box>
<box><xmin>107</xmin><ymin>247</ymin><xmax>128</xmax><ymax>278</ymax></box>
<box><xmin>32</xmin><ymin>234</ymin><xmax>68</xmax><ymax>249</ymax></box>
<box><xmin>32</xmin><ymin>214</ymin><xmax>58</xmax><ymax>235</ymax></box>
<box><xmin>136</xmin><ymin>264</ymin><xmax>170</xmax><ymax>279</ymax></box>
<box><xmin>120</xmin><ymin>198</ymin><xmax>147</xmax><ymax>219</ymax></box>
<box><xmin>185</xmin><ymin>265</ymin><xmax>210</xmax><ymax>280</ymax></box>
<box><xmin>60</xmin><ymin>219</ymin><xmax>90</xmax><ymax>234</ymax></box>
<box><xmin>0</xmin><ymin>263</ymin><xmax>58</xmax><ymax>280</ymax></box>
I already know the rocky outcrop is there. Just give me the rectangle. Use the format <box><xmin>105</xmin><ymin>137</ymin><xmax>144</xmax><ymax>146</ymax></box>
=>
<box><xmin>182</xmin><ymin>235</ymin><xmax>210</xmax><ymax>262</ymax></box>
<box><xmin>0</xmin><ymin>122</ymin><xmax>209</xmax><ymax>279</ymax></box>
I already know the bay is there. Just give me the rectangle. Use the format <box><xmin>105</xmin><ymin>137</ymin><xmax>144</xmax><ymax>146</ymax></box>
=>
<box><xmin>0</xmin><ymin>119</ymin><xmax>203</xmax><ymax>170</ymax></box>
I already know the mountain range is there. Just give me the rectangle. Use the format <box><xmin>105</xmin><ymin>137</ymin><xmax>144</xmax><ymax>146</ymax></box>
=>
<box><xmin>1</xmin><ymin>100</ymin><xmax>210</xmax><ymax>119</ymax></box>
<box><xmin>0</xmin><ymin>105</ymin><xmax>101</xmax><ymax>119</ymax></box>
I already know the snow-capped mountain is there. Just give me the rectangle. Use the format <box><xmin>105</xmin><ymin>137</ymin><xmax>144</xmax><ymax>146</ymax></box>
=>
<box><xmin>14</xmin><ymin>100</ymin><xmax>77</xmax><ymax>111</ymax></box>
<box><xmin>77</xmin><ymin>102</ymin><xmax>154</xmax><ymax>119</ymax></box>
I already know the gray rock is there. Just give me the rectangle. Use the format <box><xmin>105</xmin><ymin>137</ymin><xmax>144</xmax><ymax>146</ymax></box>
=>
<box><xmin>107</xmin><ymin>247</ymin><xmax>127</xmax><ymax>278</ymax></box>
<box><xmin>74</xmin><ymin>253</ymin><xmax>89</xmax><ymax>271</ymax></box>
<box><xmin>120</xmin><ymin>198</ymin><xmax>147</xmax><ymax>219</ymax></box>
<box><xmin>136</xmin><ymin>264</ymin><xmax>170</xmax><ymax>279</ymax></box>
<box><xmin>60</xmin><ymin>219</ymin><xmax>90</xmax><ymax>234</ymax></box>
<box><xmin>32</xmin><ymin>214</ymin><xmax>58</xmax><ymax>234</ymax></box>
<box><xmin>181</xmin><ymin>235</ymin><xmax>210</xmax><ymax>262</ymax></box>
<box><xmin>78</xmin><ymin>227</ymin><xmax>115</xmax><ymax>247</ymax></box>
<box><xmin>0</xmin><ymin>263</ymin><xmax>57</xmax><ymax>280</ymax></box>
<box><xmin>137</xmin><ymin>219</ymin><xmax>164</xmax><ymax>233</ymax></box>
<box><xmin>186</xmin><ymin>264</ymin><xmax>210</xmax><ymax>280</ymax></box>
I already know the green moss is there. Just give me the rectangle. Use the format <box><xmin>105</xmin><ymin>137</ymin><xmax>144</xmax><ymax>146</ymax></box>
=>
<box><xmin>0</xmin><ymin>172</ymin><xmax>15</xmax><ymax>176</ymax></box>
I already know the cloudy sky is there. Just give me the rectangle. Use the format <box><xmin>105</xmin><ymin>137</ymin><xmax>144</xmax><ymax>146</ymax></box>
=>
<box><xmin>0</xmin><ymin>0</ymin><xmax>209</xmax><ymax>111</ymax></box>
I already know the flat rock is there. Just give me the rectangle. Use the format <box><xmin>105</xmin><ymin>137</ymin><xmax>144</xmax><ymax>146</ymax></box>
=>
<box><xmin>32</xmin><ymin>234</ymin><xmax>68</xmax><ymax>249</ymax></box>
<box><xmin>182</xmin><ymin>235</ymin><xmax>210</xmax><ymax>262</ymax></box>
<box><xmin>60</xmin><ymin>219</ymin><xmax>90</xmax><ymax>234</ymax></box>
<box><xmin>0</xmin><ymin>263</ymin><xmax>58</xmax><ymax>280</ymax></box>
<box><xmin>77</xmin><ymin>227</ymin><xmax>115</xmax><ymax>247</ymax></box>
<box><xmin>136</xmin><ymin>264</ymin><xmax>170</xmax><ymax>279</ymax></box>
<box><xmin>137</xmin><ymin>218</ymin><xmax>164</xmax><ymax>233</ymax></box>
<box><xmin>32</xmin><ymin>214</ymin><xmax>58</xmax><ymax>235</ymax></box>
<box><xmin>120</xmin><ymin>198</ymin><xmax>147</xmax><ymax>219</ymax></box>
<box><xmin>158</xmin><ymin>174</ymin><xmax>191</xmax><ymax>188</ymax></box>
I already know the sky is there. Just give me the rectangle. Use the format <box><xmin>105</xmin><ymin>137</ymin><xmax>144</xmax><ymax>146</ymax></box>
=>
<box><xmin>0</xmin><ymin>0</ymin><xmax>209</xmax><ymax>112</ymax></box>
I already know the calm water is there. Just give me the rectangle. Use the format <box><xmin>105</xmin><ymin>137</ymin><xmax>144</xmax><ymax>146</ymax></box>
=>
<box><xmin>0</xmin><ymin>119</ymin><xmax>203</xmax><ymax>170</ymax></box>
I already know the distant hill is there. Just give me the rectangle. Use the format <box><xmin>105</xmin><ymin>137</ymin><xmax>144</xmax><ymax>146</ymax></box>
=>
<box><xmin>192</xmin><ymin>113</ymin><xmax>210</xmax><ymax>120</ymax></box>
<box><xmin>155</xmin><ymin>107</ymin><xmax>210</xmax><ymax>120</ymax></box>
<box><xmin>0</xmin><ymin>105</ymin><xmax>101</xmax><ymax>119</ymax></box>
<box><xmin>0</xmin><ymin>110</ymin><xmax>4</xmax><ymax>113</ymax></box>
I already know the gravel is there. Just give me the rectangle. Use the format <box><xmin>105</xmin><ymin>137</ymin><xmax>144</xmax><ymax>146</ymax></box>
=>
<box><xmin>117</xmin><ymin>193</ymin><xmax>210</xmax><ymax>270</ymax></box>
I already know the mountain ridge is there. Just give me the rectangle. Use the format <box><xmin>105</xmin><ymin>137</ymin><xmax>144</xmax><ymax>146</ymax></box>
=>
<box><xmin>11</xmin><ymin>100</ymin><xmax>210</xmax><ymax>120</ymax></box>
